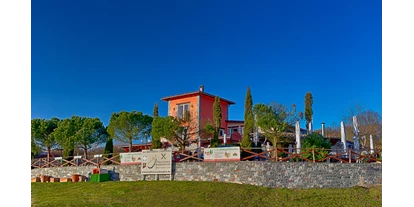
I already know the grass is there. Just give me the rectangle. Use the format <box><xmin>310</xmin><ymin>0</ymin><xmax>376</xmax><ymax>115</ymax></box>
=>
<box><xmin>31</xmin><ymin>181</ymin><xmax>381</xmax><ymax>207</ymax></box>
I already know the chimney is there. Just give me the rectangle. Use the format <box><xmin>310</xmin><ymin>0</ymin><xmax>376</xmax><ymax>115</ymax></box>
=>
<box><xmin>321</xmin><ymin>122</ymin><xmax>325</xmax><ymax>137</ymax></box>
<box><xmin>199</xmin><ymin>85</ymin><xmax>204</xmax><ymax>92</ymax></box>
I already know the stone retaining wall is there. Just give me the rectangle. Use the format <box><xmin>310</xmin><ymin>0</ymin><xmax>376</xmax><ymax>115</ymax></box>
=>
<box><xmin>31</xmin><ymin>162</ymin><xmax>382</xmax><ymax>188</ymax></box>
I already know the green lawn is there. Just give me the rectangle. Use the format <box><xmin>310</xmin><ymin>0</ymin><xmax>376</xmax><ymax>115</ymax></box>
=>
<box><xmin>31</xmin><ymin>181</ymin><xmax>381</xmax><ymax>207</ymax></box>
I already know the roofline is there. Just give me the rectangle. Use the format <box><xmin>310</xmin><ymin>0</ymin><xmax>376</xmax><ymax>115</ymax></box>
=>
<box><xmin>119</xmin><ymin>143</ymin><xmax>152</xmax><ymax>147</ymax></box>
<box><xmin>161</xmin><ymin>91</ymin><xmax>236</xmax><ymax>105</ymax></box>
<box><xmin>226</xmin><ymin>120</ymin><xmax>244</xmax><ymax>123</ymax></box>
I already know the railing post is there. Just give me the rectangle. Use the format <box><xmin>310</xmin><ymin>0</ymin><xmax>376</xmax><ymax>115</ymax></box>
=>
<box><xmin>348</xmin><ymin>149</ymin><xmax>352</xmax><ymax>163</ymax></box>
<box><xmin>275</xmin><ymin>147</ymin><xmax>278</xmax><ymax>162</ymax></box>
<box><xmin>312</xmin><ymin>147</ymin><xmax>315</xmax><ymax>163</ymax></box>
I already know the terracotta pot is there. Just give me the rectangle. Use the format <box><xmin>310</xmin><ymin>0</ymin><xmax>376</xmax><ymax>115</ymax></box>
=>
<box><xmin>92</xmin><ymin>168</ymin><xmax>100</xmax><ymax>174</ymax></box>
<box><xmin>31</xmin><ymin>177</ymin><xmax>40</xmax><ymax>182</ymax></box>
<box><xmin>40</xmin><ymin>175</ymin><xmax>50</xmax><ymax>183</ymax></box>
<box><xmin>71</xmin><ymin>174</ymin><xmax>80</xmax><ymax>182</ymax></box>
<box><xmin>49</xmin><ymin>178</ymin><xmax>60</xmax><ymax>182</ymax></box>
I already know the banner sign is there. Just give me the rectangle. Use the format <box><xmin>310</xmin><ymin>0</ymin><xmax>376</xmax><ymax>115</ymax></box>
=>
<box><xmin>204</xmin><ymin>147</ymin><xmax>240</xmax><ymax>162</ymax></box>
<box><xmin>120</xmin><ymin>152</ymin><xmax>142</xmax><ymax>165</ymax></box>
<box><xmin>141</xmin><ymin>149</ymin><xmax>172</xmax><ymax>175</ymax></box>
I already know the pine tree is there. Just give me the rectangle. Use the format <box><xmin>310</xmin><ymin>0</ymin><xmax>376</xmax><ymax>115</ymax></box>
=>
<box><xmin>241</xmin><ymin>86</ymin><xmax>254</xmax><ymax>149</ymax></box>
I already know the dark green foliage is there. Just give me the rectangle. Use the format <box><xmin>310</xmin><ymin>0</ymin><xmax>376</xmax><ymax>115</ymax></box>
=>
<box><xmin>107</xmin><ymin>111</ymin><xmax>153</xmax><ymax>152</ymax></box>
<box><xmin>210</xmin><ymin>131</ymin><xmax>219</xmax><ymax>148</ymax></box>
<box><xmin>253</xmin><ymin>103</ymin><xmax>290</xmax><ymax>147</ymax></box>
<box><xmin>153</xmin><ymin>103</ymin><xmax>159</xmax><ymax>117</ymax></box>
<box><xmin>151</xmin><ymin>103</ymin><xmax>162</xmax><ymax>149</ymax></box>
<box><xmin>200</xmin><ymin>121</ymin><xmax>215</xmax><ymax>145</ymax></box>
<box><xmin>150</xmin><ymin>140</ymin><xmax>162</xmax><ymax>149</ymax></box>
<box><xmin>150</xmin><ymin>116</ymin><xmax>171</xmax><ymax>149</ymax></box>
<box><xmin>241</xmin><ymin>86</ymin><xmax>254</xmax><ymax>149</ymax></box>
<box><xmin>211</xmin><ymin>96</ymin><xmax>222</xmax><ymax>148</ymax></box>
<box><xmin>213</xmin><ymin>96</ymin><xmax>222</xmax><ymax>130</ymax></box>
<box><xmin>31</xmin><ymin>117</ymin><xmax>60</xmax><ymax>157</ymax></box>
<box><xmin>103</xmin><ymin>127</ymin><xmax>113</xmax><ymax>164</ymax></box>
<box><xmin>301</xmin><ymin>132</ymin><xmax>332</xmax><ymax>161</ymax></box>
<box><xmin>253</xmin><ymin>102</ymin><xmax>300</xmax><ymax>159</ymax></box>
<box><xmin>53</xmin><ymin>116</ymin><xmax>80</xmax><ymax>157</ymax></box>
<box><xmin>54</xmin><ymin>116</ymin><xmax>106</xmax><ymax>157</ymax></box>
<box><xmin>75</xmin><ymin>117</ymin><xmax>107</xmax><ymax>156</ymax></box>
<box><xmin>305</xmin><ymin>92</ymin><xmax>313</xmax><ymax>130</ymax></box>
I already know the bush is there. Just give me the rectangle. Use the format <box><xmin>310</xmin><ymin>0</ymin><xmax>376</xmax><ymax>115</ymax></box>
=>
<box><xmin>301</xmin><ymin>133</ymin><xmax>331</xmax><ymax>161</ymax></box>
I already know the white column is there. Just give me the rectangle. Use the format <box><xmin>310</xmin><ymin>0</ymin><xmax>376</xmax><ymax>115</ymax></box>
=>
<box><xmin>308</xmin><ymin>122</ymin><xmax>313</xmax><ymax>134</ymax></box>
<box><xmin>370</xmin><ymin>135</ymin><xmax>374</xmax><ymax>154</ymax></box>
<box><xmin>223</xmin><ymin>134</ymin><xmax>227</xmax><ymax>145</ymax></box>
<box><xmin>254</xmin><ymin>132</ymin><xmax>258</xmax><ymax>146</ymax></box>
<box><xmin>340</xmin><ymin>121</ymin><xmax>347</xmax><ymax>152</ymax></box>
<box><xmin>295</xmin><ymin>121</ymin><xmax>301</xmax><ymax>154</ymax></box>
<box><xmin>321</xmin><ymin>122</ymin><xmax>325</xmax><ymax>137</ymax></box>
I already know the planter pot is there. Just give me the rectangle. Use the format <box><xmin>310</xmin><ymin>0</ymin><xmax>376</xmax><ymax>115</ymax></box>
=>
<box><xmin>90</xmin><ymin>174</ymin><xmax>111</xmax><ymax>182</ymax></box>
<box><xmin>71</xmin><ymin>174</ymin><xmax>80</xmax><ymax>182</ymax></box>
<box><xmin>40</xmin><ymin>175</ymin><xmax>50</xmax><ymax>183</ymax></box>
<box><xmin>49</xmin><ymin>178</ymin><xmax>60</xmax><ymax>182</ymax></box>
<box><xmin>31</xmin><ymin>177</ymin><xmax>40</xmax><ymax>182</ymax></box>
<box><xmin>92</xmin><ymin>168</ymin><xmax>100</xmax><ymax>174</ymax></box>
<box><xmin>60</xmin><ymin>178</ymin><xmax>72</xmax><ymax>182</ymax></box>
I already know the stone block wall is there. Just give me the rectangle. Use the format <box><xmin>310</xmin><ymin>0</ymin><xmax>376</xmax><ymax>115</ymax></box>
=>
<box><xmin>31</xmin><ymin>162</ymin><xmax>382</xmax><ymax>188</ymax></box>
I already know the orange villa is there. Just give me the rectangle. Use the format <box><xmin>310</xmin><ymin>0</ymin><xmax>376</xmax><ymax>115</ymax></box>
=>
<box><xmin>161</xmin><ymin>86</ymin><xmax>245</xmax><ymax>147</ymax></box>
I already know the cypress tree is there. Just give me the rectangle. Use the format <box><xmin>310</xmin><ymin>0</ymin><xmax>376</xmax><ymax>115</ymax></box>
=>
<box><xmin>151</xmin><ymin>103</ymin><xmax>161</xmax><ymax>149</ymax></box>
<box><xmin>211</xmin><ymin>96</ymin><xmax>222</xmax><ymax>147</ymax></box>
<box><xmin>304</xmin><ymin>92</ymin><xmax>313</xmax><ymax>131</ymax></box>
<box><xmin>153</xmin><ymin>103</ymin><xmax>159</xmax><ymax>117</ymax></box>
<box><xmin>241</xmin><ymin>86</ymin><xmax>254</xmax><ymax>148</ymax></box>
<box><xmin>103</xmin><ymin>127</ymin><xmax>113</xmax><ymax>164</ymax></box>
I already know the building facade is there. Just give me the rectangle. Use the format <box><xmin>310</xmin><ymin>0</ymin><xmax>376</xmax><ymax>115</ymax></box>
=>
<box><xmin>161</xmin><ymin>86</ymin><xmax>243</xmax><ymax>145</ymax></box>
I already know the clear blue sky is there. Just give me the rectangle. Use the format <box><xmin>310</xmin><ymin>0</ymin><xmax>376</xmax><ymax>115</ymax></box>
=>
<box><xmin>32</xmin><ymin>0</ymin><xmax>382</xmax><ymax>129</ymax></box>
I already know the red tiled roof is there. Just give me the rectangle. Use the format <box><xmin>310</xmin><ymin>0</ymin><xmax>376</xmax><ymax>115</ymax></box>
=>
<box><xmin>161</xmin><ymin>91</ymin><xmax>235</xmax><ymax>105</ymax></box>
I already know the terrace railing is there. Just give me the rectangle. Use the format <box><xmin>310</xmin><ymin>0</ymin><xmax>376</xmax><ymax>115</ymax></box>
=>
<box><xmin>31</xmin><ymin>148</ymin><xmax>382</xmax><ymax>169</ymax></box>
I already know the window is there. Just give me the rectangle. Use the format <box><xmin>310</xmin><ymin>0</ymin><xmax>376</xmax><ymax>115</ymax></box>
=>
<box><xmin>219</xmin><ymin>129</ymin><xmax>225</xmax><ymax>137</ymax></box>
<box><xmin>177</xmin><ymin>103</ymin><xmax>189</xmax><ymax>119</ymax></box>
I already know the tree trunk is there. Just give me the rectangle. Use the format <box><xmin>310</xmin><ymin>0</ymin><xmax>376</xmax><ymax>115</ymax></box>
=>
<box><xmin>129</xmin><ymin>140</ymin><xmax>133</xmax><ymax>152</ymax></box>
<box><xmin>84</xmin><ymin>147</ymin><xmax>88</xmax><ymax>158</ymax></box>
<box><xmin>47</xmin><ymin>147</ymin><xmax>51</xmax><ymax>167</ymax></box>
<box><xmin>273</xmin><ymin>138</ymin><xmax>278</xmax><ymax>162</ymax></box>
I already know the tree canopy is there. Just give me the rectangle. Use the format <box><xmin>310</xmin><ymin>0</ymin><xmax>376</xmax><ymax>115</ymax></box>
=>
<box><xmin>150</xmin><ymin>116</ymin><xmax>175</xmax><ymax>149</ymax></box>
<box><xmin>107</xmin><ymin>111</ymin><xmax>153</xmax><ymax>152</ymax></box>
<box><xmin>253</xmin><ymin>102</ymin><xmax>301</xmax><ymax>159</ymax></box>
<box><xmin>74</xmin><ymin>117</ymin><xmax>107</xmax><ymax>156</ymax></box>
<box><xmin>31</xmin><ymin>117</ymin><xmax>60</xmax><ymax>157</ymax></box>
<box><xmin>54</xmin><ymin>116</ymin><xmax>82</xmax><ymax>157</ymax></box>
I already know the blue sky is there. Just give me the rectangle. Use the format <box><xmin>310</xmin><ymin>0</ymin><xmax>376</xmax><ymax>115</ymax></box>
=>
<box><xmin>31</xmin><ymin>0</ymin><xmax>381</xmax><ymax>129</ymax></box>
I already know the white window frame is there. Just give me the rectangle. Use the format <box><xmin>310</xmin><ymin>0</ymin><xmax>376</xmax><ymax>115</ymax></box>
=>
<box><xmin>177</xmin><ymin>103</ymin><xmax>190</xmax><ymax>119</ymax></box>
